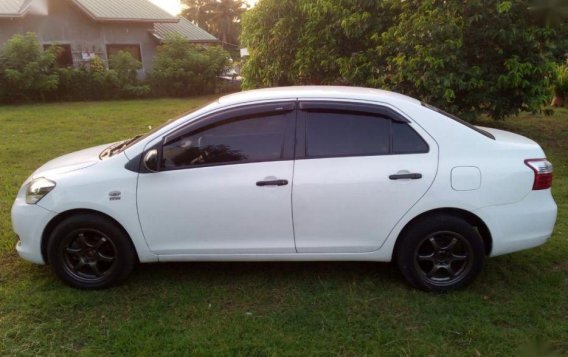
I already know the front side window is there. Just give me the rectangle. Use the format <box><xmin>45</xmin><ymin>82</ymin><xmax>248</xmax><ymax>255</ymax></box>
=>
<box><xmin>161</xmin><ymin>113</ymin><xmax>290</xmax><ymax>170</ymax></box>
<box><xmin>306</xmin><ymin>111</ymin><xmax>391</xmax><ymax>158</ymax></box>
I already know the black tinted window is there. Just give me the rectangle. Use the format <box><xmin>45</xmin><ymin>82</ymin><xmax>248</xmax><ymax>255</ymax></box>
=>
<box><xmin>392</xmin><ymin>122</ymin><xmax>429</xmax><ymax>154</ymax></box>
<box><xmin>306</xmin><ymin>112</ymin><xmax>390</xmax><ymax>158</ymax></box>
<box><xmin>162</xmin><ymin>113</ymin><xmax>289</xmax><ymax>169</ymax></box>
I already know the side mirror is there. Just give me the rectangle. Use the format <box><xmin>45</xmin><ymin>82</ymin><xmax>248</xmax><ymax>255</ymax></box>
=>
<box><xmin>143</xmin><ymin>149</ymin><xmax>159</xmax><ymax>172</ymax></box>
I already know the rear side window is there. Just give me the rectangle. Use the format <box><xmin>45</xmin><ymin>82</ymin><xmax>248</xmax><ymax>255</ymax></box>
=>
<box><xmin>306</xmin><ymin>112</ymin><xmax>390</xmax><ymax>157</ymax></box>
<box><xmin>161</xmin><ymin>113</ymin><xmax>290</xmax><ymax>169</ymax></box>
<box><xmin>304</xmin><ymin>110</ymin><xmax>428</xmax><ymax>158</ymax></box>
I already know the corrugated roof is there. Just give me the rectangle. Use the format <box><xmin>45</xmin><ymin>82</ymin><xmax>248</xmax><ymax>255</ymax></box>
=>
<box><xmin>153</xmin><ymin>17</ymin><xmax>218</xmax><ymax>42</ymax></box>
<box><xmin>0</xmin><ymin>0</ymin><xmax>28</xmax><ymax>17</ymax></box>
<box><xmin>71</xmin><ymin>0</ymin><xmax>178</xmax><ymax>22</ymax></box>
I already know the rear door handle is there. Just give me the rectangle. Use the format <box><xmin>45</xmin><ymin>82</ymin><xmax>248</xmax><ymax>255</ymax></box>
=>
<box><xmin>256</xmin><ymin>179</ymin><xmax>289</xmax><ymax>187</ymax></box>
<box><xmin>389</xmin><ymin>173</ymin><xmax>423</xmax><ymax>180</ymax></box>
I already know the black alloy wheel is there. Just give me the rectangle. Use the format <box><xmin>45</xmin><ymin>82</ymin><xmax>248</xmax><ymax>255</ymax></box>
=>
<box><xmin>414</xmin><ymin>231</ymin><xmax>474</xmax><ymax>287</ymax></box>
<box><xmin>62</xmin><ymin>229</ymin><xmax>117</xmax><ymax>283</ymax></box>
<box><xmin>47</xmin><ymin>214</ymin><xmax>136</xmax><ymax>289</ymax></box>
<box><xmin>397</xmin><ymin>215</ymin><xmax>485</xmax><ymax>292</ymax></box>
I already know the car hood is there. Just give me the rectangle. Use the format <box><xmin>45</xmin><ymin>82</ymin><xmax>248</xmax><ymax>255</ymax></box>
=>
<box><xmin>32</xmin><ymin>143</ymin><xmax>112</xmax><ymax>179</ymax></box>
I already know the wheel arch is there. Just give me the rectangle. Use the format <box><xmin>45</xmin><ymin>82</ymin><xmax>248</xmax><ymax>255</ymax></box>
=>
<box><xmin>41</xmin><ymin>209</ymin><xmax>139</xmax><ymax>264</ymax></box>
<box><xmin>392</xmin><ymin>208</ymin><xmax>493</xmax><ymax>261</ymax></box>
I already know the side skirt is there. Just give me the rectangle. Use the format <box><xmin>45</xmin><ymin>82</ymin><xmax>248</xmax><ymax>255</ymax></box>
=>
<box><xmin>157</xmin><ymin>252</ymin><xmax>392</xmax><ymax>263</ymax></box>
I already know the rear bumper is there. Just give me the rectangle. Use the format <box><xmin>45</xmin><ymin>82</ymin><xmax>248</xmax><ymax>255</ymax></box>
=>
<box><xmin>475</xmin><ymin>190</ymin><xmax>557</xmax><ymax>257</ymax></box>
<box><xmin>11</xmin><ymin>197</ymin><xmax>57</xmax><ymax>265</ymax></box>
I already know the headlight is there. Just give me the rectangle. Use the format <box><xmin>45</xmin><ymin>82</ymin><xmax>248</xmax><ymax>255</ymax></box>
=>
<box><xmin>26</xmin><ymin>178</ymin><xmax>56</xmax><ymax>204</ymax></box>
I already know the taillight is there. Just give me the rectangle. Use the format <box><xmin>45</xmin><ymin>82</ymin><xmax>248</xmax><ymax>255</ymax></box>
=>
<box><xmin>524</xmin><ymin>159</ymin><xmax>553</xmax><ymax>190</ymax></box>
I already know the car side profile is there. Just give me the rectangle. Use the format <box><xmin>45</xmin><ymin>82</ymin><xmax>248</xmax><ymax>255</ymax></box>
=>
<box><xmin>11</xmin><ymin>86</ymin><xmax>557</xmax><ymax>291</ymax></box>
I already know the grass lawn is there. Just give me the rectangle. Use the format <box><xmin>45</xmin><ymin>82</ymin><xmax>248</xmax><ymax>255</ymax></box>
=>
<box><xmin>0</xmin><ymin>97</ymin><xmax>566</xmax><ymax>355</ymax></box>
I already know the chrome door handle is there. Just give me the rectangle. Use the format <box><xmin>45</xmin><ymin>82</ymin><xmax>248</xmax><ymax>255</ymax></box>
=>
<box><xmin>389</xmin><ymin>173</ymin><xmax>422</xmax><ymax>180</ymax></box>
<box><xmin>256</xmin><ymin>179</ymin><xmax>289</xmax><ymax>187</ymax></box>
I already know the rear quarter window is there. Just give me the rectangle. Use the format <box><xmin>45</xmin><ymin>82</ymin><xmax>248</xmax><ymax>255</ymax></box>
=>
<box><xmin>392</xmin><ymin>122</ymin><xmax>429</xmax><ymax>154</ymax></box>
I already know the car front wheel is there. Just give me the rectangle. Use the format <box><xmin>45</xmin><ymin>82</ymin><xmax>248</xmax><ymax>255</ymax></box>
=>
<box><xmin>47</xmin><ymin>214</ymin><xmax>136</xmax><ymax>289</ymax></box>
<box><xmin>396</xmin><ymin>215</ymin><xmax>485</xmax><ymax>292</ymax></box>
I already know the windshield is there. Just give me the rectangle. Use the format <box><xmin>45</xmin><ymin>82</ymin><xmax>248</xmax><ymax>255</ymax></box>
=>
<box><xmin>99</xmin><ymin>101</ymin><xmax>216</xmax><ymax>159</ymax></box>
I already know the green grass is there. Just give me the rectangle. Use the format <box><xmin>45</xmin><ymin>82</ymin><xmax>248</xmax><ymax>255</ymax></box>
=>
<box><xmin>0</xmin><ymin>99</ymin><xmax>567</xmax><ymax>356</ymax></box>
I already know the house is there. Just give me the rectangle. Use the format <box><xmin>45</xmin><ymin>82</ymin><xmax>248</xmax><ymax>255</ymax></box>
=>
<box><xmin>0</xmin><ymin>0</ymin><xmax>219</xmax><ymax>76</ymax></box>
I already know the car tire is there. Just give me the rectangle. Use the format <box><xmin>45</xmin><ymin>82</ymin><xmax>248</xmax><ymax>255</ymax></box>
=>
<box><xmin>47</xmin><ymin>214</ymin><xmax>136</xmax><ymax>289</ymax></box>
<box><xmin>396</xmin><ymin>215</ymin><xmax>485</xmax><ymax>292</ymax></box>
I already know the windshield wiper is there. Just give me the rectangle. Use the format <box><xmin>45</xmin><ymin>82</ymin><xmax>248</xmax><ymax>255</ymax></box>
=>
<box><xmin>109</xmin><ymin>135</ymin><xmax>143</xmax><ymax>155</ymax></box>
<box><xmin>100</xmin><ymin>135</ymin><xmax>143</xmax><ymax>159</ymax></box>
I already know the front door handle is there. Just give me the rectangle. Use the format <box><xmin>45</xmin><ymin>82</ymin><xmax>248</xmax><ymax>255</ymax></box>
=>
<box><xmin>256</xmin><ymin>179</ymin><xmax>289</xmax><ymax>187</ymax></box>
<box><xmin>389</xmin><ymin>173</ymin><xmax>423</xmax><ymax>180</ymax></box>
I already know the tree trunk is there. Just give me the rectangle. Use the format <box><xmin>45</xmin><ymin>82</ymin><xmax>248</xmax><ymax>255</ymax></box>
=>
<box><xmin>551</xmin><ymin>93</ymin><xmax>565</xmax><ymax>107</ymax></box>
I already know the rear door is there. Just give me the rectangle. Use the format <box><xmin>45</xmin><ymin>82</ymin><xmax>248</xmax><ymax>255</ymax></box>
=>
<box><xmin>292</xmin><ymin>101</ymin><xmax>438</xmax><ymax>253</ymax></box>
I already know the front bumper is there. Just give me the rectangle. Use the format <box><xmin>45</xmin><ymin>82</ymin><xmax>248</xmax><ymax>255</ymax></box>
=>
<box><xmin>475</xmin><ymin>189</ymin><xmax>558</xmax><ymax>257</ymax></box>
<box><xmin>11</xmin><ymin>196</ymin><xmax>57</xmax><ymax>265</ymax></box>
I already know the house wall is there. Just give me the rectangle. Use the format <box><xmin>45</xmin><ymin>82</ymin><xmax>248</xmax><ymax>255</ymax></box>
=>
<box><xmin>0</xmin><ymin>0</ymin><xmax>160</xmax><ymax>77</ymax></box>
<box><xmin>0</xmin><ymin>18</ymin><xmax>24</xmax><ymax>45</ymax></box>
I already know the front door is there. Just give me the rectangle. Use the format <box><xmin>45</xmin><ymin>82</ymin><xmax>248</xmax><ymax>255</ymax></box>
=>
<box><xmin>137</xmin><ymin>103</ymin><xmax>297</xmax><ymax>255</ymax></box>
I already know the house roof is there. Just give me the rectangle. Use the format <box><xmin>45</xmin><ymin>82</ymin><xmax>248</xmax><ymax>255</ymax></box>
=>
<box><xmin>153</xmin><ymin>17</ymin><xmax>218</xmax><ymax>43</ymax></box>
<box><xmin>0</xmin><ymin>0</ymin><xmax>178</xmax><ymax>21</ymax></box>
<box><xmin>71</xmin><ymin>0</ymin><xmax>178</xmax><ymax>22</ymax></box>
<box><xmin>0</xmin><ymin>0</ymin><xmax>30</xmax><ymax>17</ymax></box>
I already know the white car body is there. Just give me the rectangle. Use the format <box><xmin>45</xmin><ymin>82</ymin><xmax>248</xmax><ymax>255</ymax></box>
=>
<box><xmin>12</xmin><ymin>86</ymin><xmax>557</xmax><ymax>278</ymax></box>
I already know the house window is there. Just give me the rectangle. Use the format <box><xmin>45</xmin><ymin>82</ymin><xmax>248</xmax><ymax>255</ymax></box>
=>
<box><xmin>44</xmin><ymin>44</ymin><xmax>73</xmax><ymax>67</ymax></box>
<box><xmin>106</xmin><ymin>44</ymin><xmax>142</xmax><ymax>62</ymax></box>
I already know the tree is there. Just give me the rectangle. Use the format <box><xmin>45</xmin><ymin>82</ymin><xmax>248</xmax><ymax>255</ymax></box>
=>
<box><xmin>242</xmin><ymin>0</ymin><xmax>558</xmax><ymax>120</ymax></box>
<box><xmin>182</xmin><ymin>0</ymin><xmax>248</xmax><ymax>46</ymax></box>
<box><xmin>181</xmin><ymin>0</ymin><xmax>211</xmax><ymax>29</ymax></box>
<box><xmin>240</xmin><ymin>0</ymin><xmax>304</xmax><ymax>88</ymax></box>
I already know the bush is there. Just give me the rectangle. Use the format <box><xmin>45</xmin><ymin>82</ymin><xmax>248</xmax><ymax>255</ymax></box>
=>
<box><xmin>0</xmin><ymin>32</ymin><xmax>226</xmax><ymax>103</ymax></box>
<box><xmin>0</xmin><ymin>32</ymin><xmax>59</xmax><ymax>102</ymax></box>
<box><xmin>56</xmin><ymin>67</ymin><xmax>101</xmax><ymax>101</ymax></box>
<box><xmin>107</xmin><ymin>51</ymin><xmax>150</xmax><ymax>99</ymax></box>
<box><xmin>54</xmin><ymin>57</ymin><xmax>109</xmax><ymax>101</ymax></box>
<box><xmin>150</xmin><ymin>34</ymin><xmax>230</xmax><ymax>97</ymax></box>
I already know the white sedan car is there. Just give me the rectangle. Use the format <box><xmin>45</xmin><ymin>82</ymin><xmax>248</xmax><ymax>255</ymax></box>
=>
<box><xmin>12</xmin><ymin>86</ymin><xmax>557</xmax><ymax>291</ymax></box>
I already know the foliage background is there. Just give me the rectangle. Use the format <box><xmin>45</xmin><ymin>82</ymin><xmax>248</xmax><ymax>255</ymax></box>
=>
<box><xmin>242</xmin><ymin>0</ymin><xmax>567</xmax><ymax>120</ymax></box>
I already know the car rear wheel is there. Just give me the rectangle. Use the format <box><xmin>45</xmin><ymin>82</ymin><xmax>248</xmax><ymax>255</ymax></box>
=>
<box><xmin>47</xmin><ymin>214</ymin><xmax>136</xmax><ymax>289</ymax></box>
<box><xmin>396</xmin><ymin>215</ymin><xmax>485</xmax><ymax>292</ymax></box>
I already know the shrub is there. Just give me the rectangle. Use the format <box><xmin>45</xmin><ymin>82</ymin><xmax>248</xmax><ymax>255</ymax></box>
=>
<box><xmin>0</xmin><ymin>32</ymin><xmax>59</xmax><ymax>102</ymax></box>
<box><xmin>150</xmin><ymin>34</ymin><xmax>230</xmax><ymax>97</ymax></box>
<box><xmin>108</xmin><ymin>51</ymin><xmax>151</xmax><ymax>99</ymax></box>
<box><xmin>55</xmin><ymin>56</ymin><xmax>115</xmax><ymax>101</ymax></box>
<box><xmin>0</xmin><ymin>32</ymin><xmax>225</xmax><ymax>103</ymax></box>
<box><xmin>551</xmin><ymin>62</ymin><xmax>568</xmax><ymax>107</ymax></box>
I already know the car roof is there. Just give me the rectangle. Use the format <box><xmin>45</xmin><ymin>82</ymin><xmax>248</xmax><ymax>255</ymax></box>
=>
<box><xmin>218</xmin><ymin>86</ymin><xmax>421</xmax><ymax>106</ymax></box>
